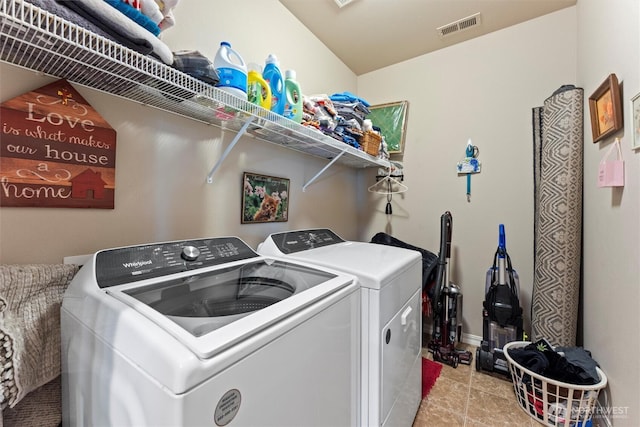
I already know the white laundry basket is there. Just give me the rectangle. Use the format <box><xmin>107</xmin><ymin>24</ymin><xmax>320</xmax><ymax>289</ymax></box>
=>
<box><xmin>504</xmin><ymin>341</ymin><xmax>607</xmax><ymax>427</ymax></box>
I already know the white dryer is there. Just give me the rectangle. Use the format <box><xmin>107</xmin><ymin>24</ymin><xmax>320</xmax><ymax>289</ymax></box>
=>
<box><xmin>61</xmin><ymin>236</ymin><xmax>361</xmax><ymax>426</ymax></box>
<box><xmin>258</xmin><ymin>229</ymin><xmax>422</xmax><ymax>427</ymax></box>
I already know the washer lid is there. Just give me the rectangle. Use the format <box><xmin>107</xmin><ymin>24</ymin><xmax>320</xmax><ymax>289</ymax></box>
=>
<box><xmin>106</xmin><ymin>258</ymin><xmax>354</xmax><ymax>359</ymax></box>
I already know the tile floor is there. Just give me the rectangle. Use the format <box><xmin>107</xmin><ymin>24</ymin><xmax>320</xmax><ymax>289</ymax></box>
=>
<box><xmin>412</xmin><ymin>343</ymin><xmax>607</xmax><ymax>427</ymax></box>
<box><xmin>412</xmin><ymin>343</ymin><xmax>537</xmax><ymax>427</ymax></box>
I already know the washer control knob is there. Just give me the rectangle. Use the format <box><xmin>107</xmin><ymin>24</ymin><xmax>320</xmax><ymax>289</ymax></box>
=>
<box><xmin>181</xmin><ymin>245</ymin><xmax>200</xmax><ymax>261</ymax></box>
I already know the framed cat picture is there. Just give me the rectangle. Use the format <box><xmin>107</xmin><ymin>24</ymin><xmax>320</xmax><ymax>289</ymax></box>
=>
<box><xmin>242</xmin><ymin>172</ymin><xmax>290</xmax><ymax>224</ymax></box>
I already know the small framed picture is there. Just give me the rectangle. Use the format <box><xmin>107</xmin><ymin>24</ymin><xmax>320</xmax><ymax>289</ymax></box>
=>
<box><xmin>632</xmin><ymin>92</ymin><xmax>640</xmax><ymax>150</ymax></box>
<box><xmin>242</xmin><ymin>172</ymin><xmax>289</xmax><ymax>224</ymax></box>
<box><xmin>588</xmin><ymin>74</ymin><xmax>623</xmax><ymax>143</ymax></box>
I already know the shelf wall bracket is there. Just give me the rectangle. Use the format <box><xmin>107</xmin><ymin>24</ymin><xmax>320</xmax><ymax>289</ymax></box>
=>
<box><xmin>206</xmin><ymin>117</ymin><xmax>256</xmax><ymax>184</ymax></box>
<box><xmin>302</xmin><ymin>147</ymin><xmax>349</xmax><ymax>192</ymax></box>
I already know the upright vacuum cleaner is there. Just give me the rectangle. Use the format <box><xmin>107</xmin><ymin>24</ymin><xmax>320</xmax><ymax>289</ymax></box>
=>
<box><xmin>428</xmin><ymin>211</ymin><xmax>472</xmax><ymax>368</ymax></box>
<box><xmin>476</xmin><ymin>224</ymin><xmax>524</xmax><ymax>377</ymax></box>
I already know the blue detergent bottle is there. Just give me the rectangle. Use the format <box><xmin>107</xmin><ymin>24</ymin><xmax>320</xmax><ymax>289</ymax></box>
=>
<box><xmin>263</xmin><ymin>54</ymin><xmax>285</xmax><ymax>115</ymax></box>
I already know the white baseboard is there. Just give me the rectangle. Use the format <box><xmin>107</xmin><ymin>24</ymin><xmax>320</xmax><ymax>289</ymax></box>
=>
<box><xmin>461</xmin><ymin>332</ymin><xmax>482</xmax><ymax>347</ymax></box>
<box><xmin>422</xmin><ymin>319</ymin><xmax>482</xmax><ymax>348</ymax></box>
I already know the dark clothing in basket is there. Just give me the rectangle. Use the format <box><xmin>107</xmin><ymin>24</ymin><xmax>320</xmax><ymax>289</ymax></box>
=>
<box><xmin>507</xmin><ymin>344</ymin><xmax>549</xmax><ymax>374</ymax></box>
<box><xmin>508</xmin><ymin>344</ymin><xmax>600</xmax><ymax>385</ymax></box>
<box><xmin>556</xmin><ymin>346</ymin><xmax>600</xmax><ymax>385</ymax></box>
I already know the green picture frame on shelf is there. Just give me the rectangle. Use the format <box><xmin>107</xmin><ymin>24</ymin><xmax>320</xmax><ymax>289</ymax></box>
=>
<box><xmin>367</xmin><ymin>100</ymin><xmax>409</xmax><ymax>155</ymax></box>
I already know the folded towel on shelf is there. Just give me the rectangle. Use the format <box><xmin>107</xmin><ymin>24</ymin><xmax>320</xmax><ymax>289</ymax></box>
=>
<box><xmin>156</xmin><ymin>0</ymin><xmax>179</xmax><ymax>31</ymax></box>
<box><xmin>25</xmin><ymin>0</ymin><xmax>126</xmax><ymax>43</ymax></box>
<box><xmin>26</xmin><ymin>0</ymin><xmax>155</xmax><ymax>55</ymax></box>
<box><xmin>332</xmin><ymin>100</ymin><xmax>370</xmax><ymax>125</ymax></box>
<box><xmin>330</xmin><ymin>91</ymin><xmax>371</xmax><ymax>107</ymax></box>
<box><xmin>55</xmin><ymin>0</ymin><xmax>174</xmax><ymax>64</ymax></box>
<box><xmin>123</xmin><ymin>0</ymin><xmax>179</xmax><ymax>31</ymax></box>
<box><xmin>0</xmin><ymin>264</ymin><xmax>80</xmax><ymax>410</ymax></box>
<box><xmin>104</xmin><ymin>0</ymin><xmax>161</xmax><ymax>36</ymax></box>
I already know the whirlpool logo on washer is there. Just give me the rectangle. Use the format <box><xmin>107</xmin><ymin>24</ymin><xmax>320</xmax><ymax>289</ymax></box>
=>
<box><xmin>122</xmin><ymin>260</ymin><xmax>153</xmax><ymax>268</ymax></box>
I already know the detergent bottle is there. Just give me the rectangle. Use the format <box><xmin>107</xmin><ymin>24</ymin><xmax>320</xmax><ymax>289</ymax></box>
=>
<box><xmin>262</xmin><ymin>54</ymin><xmax>285</xmax><ymax>115</ymax></box>
<box><xmin>283</xmin><ymin>69</ymin><xmax>303</xmax><ymax>123</ymax></box>
<box><xmin>246</xmin><ymin>63</ymin><xmax>272</xmax><ymax>110</ymax></box>
<box><xmin>213</xmin><ymin>41</ymin><xmax>248</xmax><ymax>100</ymax></box>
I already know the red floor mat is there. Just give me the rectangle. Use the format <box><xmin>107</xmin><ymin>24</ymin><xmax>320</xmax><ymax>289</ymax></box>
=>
<box><xmin>422</xmin><ymin>357</ymin><xmax>443</xmax><ymax>398</ymax></box>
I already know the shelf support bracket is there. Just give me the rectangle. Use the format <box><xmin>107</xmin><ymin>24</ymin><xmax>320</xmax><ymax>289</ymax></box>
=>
<box><xmin>302</xmin><ymin>147</ymin><xmax>349</xmax><ymax>192</ymax></box>
<box><xmin>206</xmin><ymin>117</ymin><xmax>256</xmax><ymax>183</ymax></box>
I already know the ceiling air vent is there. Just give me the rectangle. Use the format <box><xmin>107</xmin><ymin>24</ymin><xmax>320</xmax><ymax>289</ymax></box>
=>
<box><xmin>437</xmin><ymin>13</ymin><xmax>481</xmax><ymax>38</ymax></box>
<box><xmin>334</xmin><ymin>0</ymin><xmax>356</xmax><ymax>8</ymax></box>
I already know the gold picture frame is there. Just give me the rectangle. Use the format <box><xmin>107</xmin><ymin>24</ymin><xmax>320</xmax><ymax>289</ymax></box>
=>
<box><xmin>588</xmin><ymin>74</ymin><xmax>623</xmax><ymax>143</ymax></box>
<box><xmin>632</xmin><ymin>92</ymin><xmax>640</xmax><ymax>150</ymax></box>
<box><xmin>367</xmin><ymin>101</ymin><xmax>409</xmax><ymax>154</ymax></box>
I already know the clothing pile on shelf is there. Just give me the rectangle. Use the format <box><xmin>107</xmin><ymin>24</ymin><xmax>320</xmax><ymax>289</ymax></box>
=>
<box><xmin>302</xmin><ymin>94</ymin><xmax>337</xmax><ymax>132</ymax></box>
<box><xmin>301</xmin><ymin>92</ymin><xmax>385</xmax><ymax>157</ymax></box>
<box><xmin>26</xmin><ymin>0</ymin><xmax>179</xmax><ymax>65</ymax></box>
<box><xmin>330</xmin><ymin>92</ymin><xmax>371</xmax><ymax>128</ymax></box>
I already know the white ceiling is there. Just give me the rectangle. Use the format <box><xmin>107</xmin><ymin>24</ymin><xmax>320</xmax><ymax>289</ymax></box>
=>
<box><xmin>279</xmin><ymin>0</ymin><xmax>577</xmax><ymax>75</ymax></box>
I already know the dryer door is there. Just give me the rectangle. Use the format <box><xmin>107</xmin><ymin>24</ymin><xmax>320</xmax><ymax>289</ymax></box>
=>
<box><xmin>380</xmin><ymin>288</ymin><xmax>422</xmax><ymax>426</ymax></box>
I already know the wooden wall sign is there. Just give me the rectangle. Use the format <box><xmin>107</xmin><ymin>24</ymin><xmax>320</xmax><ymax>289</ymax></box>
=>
<box><xmin>1</xmin><ymin>79</ymin><xmax>116</xmax><ymax>208</ymax></box>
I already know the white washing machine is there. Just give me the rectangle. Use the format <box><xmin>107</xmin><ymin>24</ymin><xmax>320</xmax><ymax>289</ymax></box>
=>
<box><xmin>258</xmin><ymin>229</ymin><xmax>422</xmax><ymax>427</ymax></box>
<box><xmin>61</xmin><ymin>236</ymin><xmax>361</xmax><ymax>427</ymax></box>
